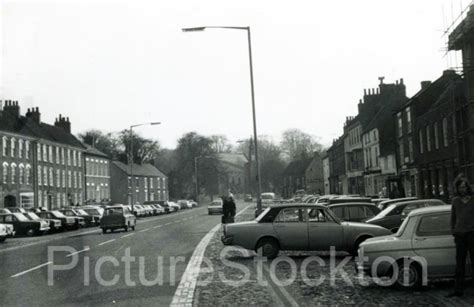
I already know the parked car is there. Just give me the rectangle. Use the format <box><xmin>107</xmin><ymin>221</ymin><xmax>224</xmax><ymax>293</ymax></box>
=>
<box><xmin>0</xmin><ymin>208</ymin><xmax>12</xmax><ymax>214</ymax></box>
<box><xmin>244</xmin><ymin>194</ymin><xmax>253</xmax><ymax>202</ymax></box>
<box><xmin>366</xmin><ymin>199</ymin><xmax>445</xmax><ymax>233</ymax></box>
<box><xmin>81</xmin><ymin>206</ymin><xmax>104</xmax><ymax>219</ymax></box>
<box><xmin>38</xmin><ymin>211</ymin><xmax>76</xmax><ymax>230</ymax></box>
<box><xmin>142</xmin><ymin>201</ymin><xmax>163</xmax><ymax>215</ymax></box>
<box><xmin>357</xmin><ymin>205</ymin><xmax>456</xmax><ymax>288</ymax></box>
<box><xmin>178</xmin><ymin>200</ymin><xmax>192</xmax><ymax>209</ymax></box>
<box><xmin>57</xmin><ymin>209</ymin><xmax>86</xmax><ymax>228</ymax></box>
<box><xmin>328</xmin><ymin>202</ymin><xmax>381</xmax><ymax>222</ymax></box>
<box><xmin>377</xmin><ymin>197</ymin><xmax>418</xmax><ymax>210</ymax></box>
<box><xmin>5</xmin><ymin>207</ymin><xmax>28</xmax><ymax>214</ymax></box>
<box><xmin>189</xmin><ymin>200</ymin><xmax>198</xmax><ymax>208</ymax></box>
<box><xmin>208</xmin><ymin>200</ymin><xmax>223</xmax><ymax>215</ymax></box>
<box><xmin>24</xmin><ymin>212</ymin><xmax>62</xmax><ymax>232</ymax></box>
<box><xmin>0</xmin><ymin>213</ymin><xmax>50</xmax><ymax>236</ymax></box>
<box><xmin>315</xmin><ymin>195</ymin><xmax>338</xmax><ymax>204</ymax></box>
<box><xmin>0</xmin><ymin>223</ymin><xmax>15</xmax><ymax>237</ymax></box>
<box><xmin>222</xmin><ymin>203</ymin><xmax>391</xmax><ymax>258</ymax></box>
<box><xmin>142</xmin><ymin>205</ymin><xmax>154</xmax><ymax>216</ymax></box>
<box><xmin>168</xmin><ymin>202</ymin><xmax>180</xmax><ymax>212</ymax></box>
<box><xmin>134</xmin><ymin>205</ymin><xmax>148</xmax><ymax>217</ymax></box>
<box><xmin>59</xmin><ymin>208</ymin><xmax>97</xmax><ymax>227</ymax></box>
<box><xmin>327</xmin><ymin>197</ymin><xmax>372</xmax><ymax>205</ymax></box>
<box><xmin>0</xmin><ymin>224</ymin><xmax>8</xmax><ymax>242</ymax></box>
<box><xmin>100</xmin><ymin>205</ymin><xmax>136</xmax><ymax>233</ymax></box>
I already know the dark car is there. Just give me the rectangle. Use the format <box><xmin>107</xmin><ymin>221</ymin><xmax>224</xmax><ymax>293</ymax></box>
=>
<box><xmin>59</xmin><ymin>208</ymin><xmax>91</xmax><ymax>227</ymax></box>
<box><xmin>100</xmin><ymin>206</ymin><xmax>136</xmax><ymax>234</ymax></box>
<box><xmin>24</xmin><ymin>212</ymin><xmax>62</xmax><ymax>232</ymax></box>
<box><xmin>0</xmin><ymin>213</ymin><xmax>50</xmax><ymax>236</ymax></box>
<box><xmin>328</xmin><ymin>202</ymin><xmax>381</xmax><ymax>222</ymax></box>
<box><xmin>38</xmin><ymin>211</ymin><xmax>77</xmax><ymax>230</ymax></box>
<box><xmin>377</xmin><ymin>197</ymin><xmax>418</xmax><ymax>210</ymax></box>
<box><xmin>366</xmin><ymin>199</ymin><xmax>445</xmax><ymax>233</ymax></box>
<box><xmin>327</xmin><ymin>197</ymin><xmax>372</xmax><ymax>205</ymax></box>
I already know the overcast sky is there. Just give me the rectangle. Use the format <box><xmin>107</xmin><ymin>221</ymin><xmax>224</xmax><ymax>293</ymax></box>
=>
<box><xmin>0</xmin><ymin>0</ymin><xmax>470</xmax><ymax>149</ymax></box>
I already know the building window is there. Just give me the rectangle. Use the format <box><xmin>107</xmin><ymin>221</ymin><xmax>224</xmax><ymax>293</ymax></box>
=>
<box><xmin>37</xmin><ymin>144</ymin><xmax>41</xmax><ymax>161</ymax></box>
<box><xmin>408</xmin><ymin>137</ymin><xmax>413</xmax><ymax>162</ymax></box>
<box><xmin>62</xmin><ymin>170</ymin><xmax>66</xmax><ymax>188</ymax></box>
<box><xmin>397</xmin><ymin>113</ymin><xmax>403</xmax><ymax>136</ymax></box>
<box><xmin>443</xmin><ymin>118</ymin><xmax>449</xmax><ymax>147</ymax></box>
<box><xmin>136</xmin><ymin>177</ymin><xmax>139</xmax><ymax>188</ymax></box>
<box><xmin>25</xmin><ymin>141</ymin><xmax>30</xmax><ymax>159</ymax></box>
<box><xmin>78</xmin><ymin>172</ymin><xmax>82</xmax><ymax>188</ymax></box>
<box><xmin>68</xmin><ymin>170</ymin><xmax>72</xmax><ymax>188</ymax></box>
<box><xmin>419</xmin><ymin>129</ymin><xmax>424</xmax><ymax>154</ymax></box>
<box><xmin>43</xmin><ymin>144</ymin><xmax>47</xmax><ymax>161</ymax></box>
<box><xmin>128</xmin><ymin>177</ymin><xmax>131</xmax><ymax>189</ymax></box>
<box><xmin>56</xmin><ymin>169</ymin><xmax>60</xmax><ymax>187</ymax></box>
<box><xmin>38</xmin><ymin>165</ymin><xmax>42</xmax><ymax>186</ymax></box>
<box><xmin>11</xmin><ymin>138</ymin><xmax>16</xmax><ymax>157</ymax></box>
<box><xmin>150</xmin><ymin>177</ymin><xmax>154</xmax><ymax>188</ymax></box>
<box><xmin>406</xmin><ymin>107</ymin><xmax>412</xmax><ymax>133</ymax></box>
<box><xmin>78</xmin><ymin>152</ymin><xmax>82</xmax><ymax>167</ymax></box>
<box><xmin>25</xmin><ymin>165</ymin><xmax>31</xmax><ymax>185</ymax></box>
<box><xmin>61</xmin><ymin>148</ymin><xmax>65</xmax><ymax>165</ymax></box>
<box><xmin>72</xmin><ymin>151</ymin><xmax>76</xmax><ymax>167</ymax></box>
<box><xmin>11</xmin><ymin>163</ymin><xmax>16</xmax><ymax>184</ymax></box>
<box><xmin>43</xmin><ymin>167</ymin><xmax>48</xmax><ymax>186</ymax></box>
<box><xmin>2</xmin><ymin>137</ymin><xmax>7</xmax><ymax>157</ymax></box>
<box><xmin>38</xmin><ymin>190</ymin><xmax>43</xmax><ymax>207</ymax></box>
<box><xmin>67</xmin><ymin>149</ymin><xmax>71</xmax><ymax>166</ymax></box>
<box><xmin>434</xmin><ymin>122</ymin><xmax>439</xmax><ymax>150</ymax></box>
<box><xmin>426</xmin><ymin>126</ymin><xmax>431</xmax><ymax>152</ymax></box>
<box><xmin>19</xmin><ymin>164</ymin><xmax>24</xmax><ymax>184</ymax></box>
<box><xmin>19</xmin><ymin>140</ymin><xmax>23</xmax><ymax>159</ymax></box>
<box><xmin>49</xmin><ymin>167</ymin><xmax>54</xmax><ymax>186</ymax></box>
<box><xmin>375</xmin><ymin>146</ymin><xmax>379</xmax><ymax>167</ymax></box>
<box><xmin>49</xmin><ymin>146</ymin><xmax>53</xmax><ymax>162</ymax></box>
<box><xmin>73</xmin><ymin>171</ymin><xmax>76</xmax><ymax>188</ymax></box>
<box><xmin>56</xmin><ymin>147</ymin><xmax>60</xmax><ymax>164</ymax></box>
<box><xmin>3</xmin><ymin>163</ymin><xmax>8</xmax><ymax>184</ymax></box>
<box><xmin>144</xmin><ymin>177</ymin><xmax>148</xmax><ymax>189</ymax></box>
<box><xmin>399</xmin><ymin>143</ymin><xmax>404</xmax><ymax>165</ymax></box>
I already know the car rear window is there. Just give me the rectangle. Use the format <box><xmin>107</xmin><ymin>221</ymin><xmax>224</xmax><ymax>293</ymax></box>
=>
<box><xmin>348</xmin><ymin>206</ymin><xmax>365</xmax><ymax>219</ymax></box>
<box><xmin>331</xmin><ymin>206</ymin><xmax>344</xmax><ymax>219</ymax></box>
<box><xmin>416</xmin><ymin>213</ymin><xmax>451</xmax><ymax>236</ymax></box>
<box><xmin>275</xmin><ymin>208</ymin><xmax>302</xmax><ymax>223</ymax></box>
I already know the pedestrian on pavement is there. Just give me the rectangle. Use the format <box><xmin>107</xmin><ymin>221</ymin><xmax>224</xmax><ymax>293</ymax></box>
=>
<box><xmin>222</xmin><ymin>192</ymin><xmax>236</xmax><ymax>224</ymax></box>
<box><xmin>447</xmin><ymin>174</ymin><xmax>474</xmax><ymax>298</ymax></box>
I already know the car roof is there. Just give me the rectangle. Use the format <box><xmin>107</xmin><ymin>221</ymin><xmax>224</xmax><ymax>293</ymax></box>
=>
<box><xmin>268</xmin><ymin>203</ymin><xmax>326</xmax><ymax>209</ymax></box>
<box><xmin>408</xmin><ymin>204</ymin><xmax>452</xmax><ymax>217</ymax></box>
<box><xmin>379</xmin><ymin>197</ymin><xmax>418</xmax><ymax>205</ymax></box>
<box><xmin>391</xmin><ymin>199</ymin><xmax>445</xmax><ymax>207</ymax></box>
<box><xmin>328</xmin><ymin>202</ymin><xmax>378</xmax><ymax>207</ymax></box>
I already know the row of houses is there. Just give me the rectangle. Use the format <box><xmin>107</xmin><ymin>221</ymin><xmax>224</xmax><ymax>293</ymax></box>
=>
<box><xmin>0</xmin><ymin>102</ymin><xmax>168</xmax><ymax>209</ymax></box>
<box><xmin>321</xmin><ymin>7</ymin><xmax>474</xmax><ymax>202</ymax></box>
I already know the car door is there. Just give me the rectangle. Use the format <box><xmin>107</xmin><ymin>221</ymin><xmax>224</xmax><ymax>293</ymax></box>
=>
<box><xmin>307</xmin><ymin>208</ymin><xmax>344</xmax><ymax>250</ymax></box>
<box><xmin>273</xmin><ymin>207</ymin><xmax>308</xmax><ymax>250</ymax></box>
<box><xmin>412</xmin><ymin>212</ymin><xmax>455</xmax><ymax>277</ymax></box>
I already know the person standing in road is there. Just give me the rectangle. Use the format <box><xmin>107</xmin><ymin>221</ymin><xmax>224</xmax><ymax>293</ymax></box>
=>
<box><xmin>447</xmin><ymin>174</ymin><xmax>474</xmax><ymax>297</ymax></box>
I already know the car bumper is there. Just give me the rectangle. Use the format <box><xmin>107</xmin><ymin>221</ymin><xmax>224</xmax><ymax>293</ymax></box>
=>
<box><xmin>208</xmin><ymin>208</ymin><xmax>223</xmax><ymax>214</ymax></box>
<box><xmin>221</xmin><ymin>235</ymin><xmax>233</xmax><ymax>245</ymax></box>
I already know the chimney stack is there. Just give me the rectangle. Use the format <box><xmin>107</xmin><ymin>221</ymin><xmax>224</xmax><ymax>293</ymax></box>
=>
<box><xmin>2</xmin><ymin>100</ymin><xmax>20</xmax><ymax>119</ymax></box>
<box><xmin>26</xmin><ymin>107</ymin><xmax>41</xmax><ymax>124</ymax></box>
<box><xmin>54</xmin><ymin>114</ymin><xmax>71</xmax><ymax>133</ymax></box>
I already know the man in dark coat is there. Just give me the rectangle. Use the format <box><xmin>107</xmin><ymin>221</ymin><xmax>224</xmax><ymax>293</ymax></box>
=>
<box><xmin>222</xmin><ymin>193</ymin><xmax>236</xmax><ymax>224</ymax></box>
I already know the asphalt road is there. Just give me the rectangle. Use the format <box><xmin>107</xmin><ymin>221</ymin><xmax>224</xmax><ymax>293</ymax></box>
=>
<box><xmin>0</xmin><ymin>202</ymin><xmax>248</xmax><ymax>306</ymax></box>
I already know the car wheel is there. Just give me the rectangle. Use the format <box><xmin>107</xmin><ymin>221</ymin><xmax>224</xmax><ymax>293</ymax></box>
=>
<box><xmin>394</xmin><ymin>261</ymin><xmax>422</xmax><ymax>289</ymax></box>
<box><xmin>124</xmin><ymin>225</ymin><xmax>129</xmax><ymax>232</ymax></box>
<box><xmin>26</xmin><ymin>228</ymin><xmax>36</xmax><ymax>237</ymax></box>
<box><xmin>391</xmin><ymin>228</ymin><xmax>399</xmax><ymax>233</ymax></box>
<box><xmin>0</xmin><ymin>236</ymin><xmax>6</xmax><ymax>243</ymax></box>
<box><xmin>351</xmin><ymin>236</ymin><xmax>371</xmax><ymax>256</ymax></box>
<box><xmin>131</xmin><ymin>224</ymin><xmax>136</xmax><ymax>231</ymax></box>
<box><xmin>256</xmin><ymin>238</ymin><xmax>280</xmax><ymax>259</ymax></box>
<box><xmin>102</xmin><ymin>228</ymin><xmax>107</xmax><ymax>234</ymax></box>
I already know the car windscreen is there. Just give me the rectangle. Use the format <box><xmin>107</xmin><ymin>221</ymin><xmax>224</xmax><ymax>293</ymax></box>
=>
<box><xmin>83</xmin><ymin>209</ymin><xmax>100</xmax><ymax>215</ymax></box>
<box><xmin>374</xmin><ymin>204</ymin><xmax>397</xmax><ymax>219</ymax></box>
<box><xmin>27</xmin><ymin>213</ymin><xmax>41</xmax><ymax>220</ymax></box>
<box><xmin>74</xmin><ymin>209</ymin><xmax>89</xmax><ymax>215</ymax></box>
<box><xmin>51</xmin><ymin>211</ymin><xmax>66</xmax><ymax>218</ymax></box>
<box><xmin>105</xmin><ymin>208</ymin><xmax>123</xmax><ymax>215</ymax></box>
<box><xmin>13</xmin><ymin>213</ymin><xmax>30</xmax><ymax>222</ymax></box>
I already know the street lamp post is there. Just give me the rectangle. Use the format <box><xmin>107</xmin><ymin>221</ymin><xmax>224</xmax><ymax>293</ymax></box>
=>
<box><xmin>237</xmin><ymin>137</ymin><xmax>253</xmax><ymax>197</ymax></box>
<box><xmin>182</xmin><ymin>26</ymin><xmax>263</xmax><ymax>213</ymax></box>
<box><xmin>129</xmin><ymin>122</ymin><xmax>160</xmax><ymax>215</ymax></box>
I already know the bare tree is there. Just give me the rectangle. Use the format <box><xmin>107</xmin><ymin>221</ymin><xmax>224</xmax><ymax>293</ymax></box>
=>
<box><xmin>210</xmin><ymin>135</ymin><xmax>232</xmax><ymax>153</ymax></box>
<box><xmin>280</xmin><ymin>128</ymin><xmax>323</xmax><ymax>160</ymax></box>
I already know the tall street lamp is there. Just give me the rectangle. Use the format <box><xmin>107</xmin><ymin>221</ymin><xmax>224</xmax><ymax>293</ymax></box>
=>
<box><xmin>182</xmin><ymin>26</ymin><xmax>263</xmax><ymax>213</ymax></box>
<box><xmin>237</xmin><ymin>137</ymin><xmax>253</xmax><ymax>197</ymax></box>
<box><xmin>129</xmin><ymin>122</ymin><xmax>161</xmax><ymax>214</ymax></box>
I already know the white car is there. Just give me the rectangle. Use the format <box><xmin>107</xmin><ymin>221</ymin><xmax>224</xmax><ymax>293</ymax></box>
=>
<box><xmin>0</xmin><ymin>223</ymin><xmax>15</xmax><ymax>237</ymax></box>
<box><xmin>0</xmin><ymin>224</ymin><xmax>9</xmax><ymax>242</ymax></box>
<box><xmin>132</xmin><ymin>205</ymin><xmax>147</xmax><ymax>217</ymax></box>
<box><xmin>168</xmin><ymin>202</ymin><xmax>180</xmax><ymax>212</ymax></box>
<box><xmin>208</xmin><ymin>200</ymin><xmax>223</xmax><ymax>215</ymax></box>
<box><xmin>358</xmin><ymin>205</ymin><xmax>456</xmax><ymax>288</ymax></box>
<box><xmin>178</xmin><ymin>200</ymin><xmax>192</xmax><ymax>209</ymax></box>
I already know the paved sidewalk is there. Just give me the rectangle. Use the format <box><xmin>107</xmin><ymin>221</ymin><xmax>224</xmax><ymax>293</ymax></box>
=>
<box><xmin>194</xmin><ymin>206</ymin><xmax>474</xmax><ymax>306</ymax></box>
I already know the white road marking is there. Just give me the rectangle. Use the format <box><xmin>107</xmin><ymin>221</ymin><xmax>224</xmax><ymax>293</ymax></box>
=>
<box><xmin>66</xmin><ymin>247</ymin><xmax>90</xmax><ymax>258</ymax></box>
<box><xmin>153</xmin><ymin>225</ymin><xmax>162</xmax><ymax>229</ymax></box>
<box><xmin>97</xmin><ymin>239</ymin><xmax>116</xmax><ymax>246</ymax></box>
<box><xmin>164</xmin><ymin>222</ymin><xmax>172</xmax><ymax>226</ymax></box>
<box><xmin>11</xmin><ymin>261</ymin><xmax>53</xmax><ymax>278</ymax></box>
<box><xmin>139</xmin><ymin>228</ymin><xmax>150</xmax><ymax>233</ymax></box>
<box><xmin>171</xmin><ymin>204</ymin><xmax>250</xmax><ymax>306</ymax></box>
<box><xmin>121</xmin><ymin>233</ymin><xmax>135</xmax><ymax>238</ymax></box>
<box><xmin>67</xmin><ymin>229</ymin><xmax>100</xmax><ymax>238</ymax></box>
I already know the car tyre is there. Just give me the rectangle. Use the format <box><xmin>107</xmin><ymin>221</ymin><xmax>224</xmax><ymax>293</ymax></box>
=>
<box><xmin>395</xmin><ymin>261</ymin><xmax>422</xmax><ymax>289</ymax></box>
<box><xmin>26</xmin><ymin>228</ymin><xmax>36</xmax><ymax>237</ymax></box>
<box><xmin>102</xmin><ymin>228</ymin><xmax>107</xmax><ymax>234</ymax></box>
<box><xmin>131</xmin><ymin>224</ymin><xmax>136</xmax><ymax>231</ymax></box>
<box><xmin>351</xmin><ymin>236</ymin><xmax>371</xmax><ymax>256</ymax></box>
<box><xmin>0</xmin><ymin>236</ymin><xmax>6</xmax><ymax>243</ymax></box>
<box><xmin>124</xmin><ymin>224</ymin><xmax>129</xmax><ymax>232</ymax></box>
<box><xmin>256</xmin><ymin>238</ymin><xmax>279</xmax><ymax>259</ymax></box>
